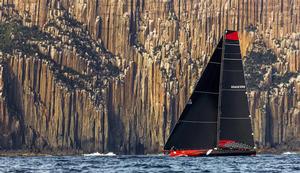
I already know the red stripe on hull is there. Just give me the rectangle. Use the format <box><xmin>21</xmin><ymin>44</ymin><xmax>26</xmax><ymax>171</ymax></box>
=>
<box><xmin>225</xmin><ymin>31</ymin><xmax>239</xmax><ymax>40</ymax></box>
<box><xmin>166</xmin><ymin>150</ymin><xmax>207</xmax><ymax>157</ymax></box>
<box><xmin>218</xmin><ymin>139</ymin><xmax>235</xmax><ymax>148</ymax></box>
<box><xmin>164</xmin><ymin>149</ymin><xmax>256</xmax><ymax>157</ymax></box>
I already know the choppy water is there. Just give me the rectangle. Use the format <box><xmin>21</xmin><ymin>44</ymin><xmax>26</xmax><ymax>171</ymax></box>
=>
<box><xmin>0</xmin><ymin>153</ymin><xmax>299</xmax><ymax>172</ymax></box>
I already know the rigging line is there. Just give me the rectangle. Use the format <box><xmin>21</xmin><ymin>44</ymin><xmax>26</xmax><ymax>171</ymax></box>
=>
<box><xmin>225</xmin><ymin>40</ymin><xmax>239</xmax><ymax>41</ymax></box>
<box><xmin>220</xmin><ymin>117</ymin><xmax>250</xmax><ymax>120</ymax></box>
<box><xmin>179</xmin><ymin>120</ymin><xmax>217</xmax><ymax>124</ymax></box>
<box><xmin>209</xmin><ymin>61</ymin><xmax>221</xmax><ymax>65</ymax></box>
<box><xmin>194</xmin><ymin>91</ymin><xmax>219</xmax><ymax>95</ymax></box>
<box><xmin>224</xmin><ymin>43</ymin><xmax>239</xmax><ymax>46</ymax></box>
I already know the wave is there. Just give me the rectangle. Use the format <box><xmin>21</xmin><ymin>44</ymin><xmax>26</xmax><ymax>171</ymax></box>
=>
<box><xmin>282</xmin><ymin>151</ymin><xmax>298</xmax><ymax>155</ymax></box>
<box><xmin>146</xmin><ymin>153</ymin><xmax>165</xmax><ymax>156</ymax></box>
<box><xmin>83</xmin><ymin>152</ymin><xmax>116</xmax><ymax>157</ymax></box>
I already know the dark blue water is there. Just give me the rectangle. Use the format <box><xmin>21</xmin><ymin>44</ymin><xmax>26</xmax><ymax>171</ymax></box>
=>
<box><xmin>0</xmin><ymin>153</ymin><xmax>299</xmax><ymax>172</ymax></box>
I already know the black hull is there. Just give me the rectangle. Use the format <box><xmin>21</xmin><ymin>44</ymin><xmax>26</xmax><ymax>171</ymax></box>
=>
<box><xmin>166</xmin><ymin>149</ymin><xmax>256</xmax><ymax>157</ymax></box>
<box><xmin>207</xmin><ymin>149</ymin><xmax>256</xmax><ymax>157</ymax></box>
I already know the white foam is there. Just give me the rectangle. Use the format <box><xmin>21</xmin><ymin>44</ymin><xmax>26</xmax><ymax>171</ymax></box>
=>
<box><xmin>83</xmin><ymin>152</ymin><xmax>116</xmax><ymax>157</ymax></box>
<box><xmin>146</xmin><ymin>153</ymin><xmax>165</xmax><ymax>156</ymax></box>
<box><xmin>282</xmin><ymin>151</ymin><xmax>298</xmax><ymax>155</ymax></box>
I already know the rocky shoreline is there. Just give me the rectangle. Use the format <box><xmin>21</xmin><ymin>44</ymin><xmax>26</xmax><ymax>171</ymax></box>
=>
<box><xmin>0</xmin><ymin>150</ymin><xmax>85</xmax><ymax>157</ymax></box>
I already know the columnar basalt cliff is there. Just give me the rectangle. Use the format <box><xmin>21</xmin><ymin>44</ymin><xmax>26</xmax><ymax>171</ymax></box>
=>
<box><xmin>0</xmin><ymin>0</ymin><xmax>299</xmax><ymax>154</ymax></box>
<box><xmin>245</xmin><ymin>34</ymin><xmax>300</xmax><ymax>150</ymax></box>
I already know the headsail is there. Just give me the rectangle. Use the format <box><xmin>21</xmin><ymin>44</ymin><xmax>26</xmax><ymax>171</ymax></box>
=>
<box><xmin>218</xmin><ymin>30</ymin><xmax>254</xmax><ymax>148</ymax></box>
<box><xmin>164</xmin><ymin>38</ymin><xmax>223</xmax><ymax>150</ymax></box>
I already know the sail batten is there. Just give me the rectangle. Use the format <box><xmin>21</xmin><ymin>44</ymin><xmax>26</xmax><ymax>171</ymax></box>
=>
<box><xmin>223</xmin><ymin>70</ymin><xmax>244</xmax><ymax>72</ymax></box>
<box><xmin>224</xmin><ymin>44</ymin><xmax>240</xmax><ymax>46</ymax></box>
<box><xmin>209</xmin><ymin>62</ymin><xmax>221</xmax><ymax>64</ymax></box>
<box><xmin>194</xmin><ymin>91</ymin><xmax>219</xmax><ymax>95</ymax></box>
<box><xmin>179</xmin><ymin>120</ymin><xmax>218</xmax><ymax>124</ymax></box>
<box><xmin>220</xmin><ymin>117</ymin><xmax>251</xmax><ymax>120</ymax></box>
<box><xmin>223</xmin><ymin>58</ymin><xmax>242</xmax><ymax>61</ymax></box>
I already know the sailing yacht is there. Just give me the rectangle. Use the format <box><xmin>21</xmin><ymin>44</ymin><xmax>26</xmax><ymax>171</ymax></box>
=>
<box><xmin>164</xmin><ymin>30</ymin><xmax>256</xmax><ymax>157</ymax></box>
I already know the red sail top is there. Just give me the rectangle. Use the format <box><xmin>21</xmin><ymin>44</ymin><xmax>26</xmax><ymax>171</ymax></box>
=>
<box><xmin>225</xmin><ymin>31</ymin><xmax>239</xmax><ymax>40</ymax></box>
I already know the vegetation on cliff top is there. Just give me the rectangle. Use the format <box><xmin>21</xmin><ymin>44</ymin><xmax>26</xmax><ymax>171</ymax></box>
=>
<box><xmin>0</xmin><ymin>21</ymin><xmax>53</xmax><ymax>55</ymax></box>
<box><xmin>244</xmin><ymin>36</ymin><xmax>297</xmax><ymax>90</ymax></box>
<box><xmin>0</xmin><ymin>22</ymin><xmax>18</xmax><ymax>53</ymax></box>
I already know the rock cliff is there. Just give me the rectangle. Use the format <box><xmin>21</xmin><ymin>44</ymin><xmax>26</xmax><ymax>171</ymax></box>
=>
<box><xmin>0</xmin><ymin>0</ymin><xmax>299</xmax><ymax>154</ymax></box>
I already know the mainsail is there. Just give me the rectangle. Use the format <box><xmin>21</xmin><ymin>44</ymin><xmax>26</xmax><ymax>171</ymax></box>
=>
<box><xmin>218</xmin><ymin>31</ymin><xmax>254</xmax><ymax>148</ymax></box>
<box><xmin>164</xmin><ymin>30</ymin><xmax>255</xmax><ymax>152</ymax></box>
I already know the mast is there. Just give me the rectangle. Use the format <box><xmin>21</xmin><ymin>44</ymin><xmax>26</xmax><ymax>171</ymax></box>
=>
<box><xmin>216</xmin><ymin>31</ymin><xmax>226</xmax><ymax>146</ymax></box>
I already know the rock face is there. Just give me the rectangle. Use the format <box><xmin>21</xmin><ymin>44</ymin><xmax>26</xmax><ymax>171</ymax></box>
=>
<box><xmin>0</xmin><ymin>0</ymin><xmax>299</xmax><ymax>154</ymax></box>
<box><xmin>244</xmin><ymin>35</ymin><xmax>300</xmax><ymax>150</ymax></box>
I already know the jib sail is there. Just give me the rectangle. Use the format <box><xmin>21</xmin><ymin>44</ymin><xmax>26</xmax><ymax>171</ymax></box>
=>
<box><xmin>164</xmin><ymin>38</ymin><xmax>223</xmax><ymax>150</ymax></box>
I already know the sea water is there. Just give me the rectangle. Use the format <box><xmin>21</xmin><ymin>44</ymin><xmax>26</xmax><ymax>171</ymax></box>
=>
<box><xmin>0</xmin><ymin>153</ymin><xmax>299</xmax><ymax>172</ymax></box>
